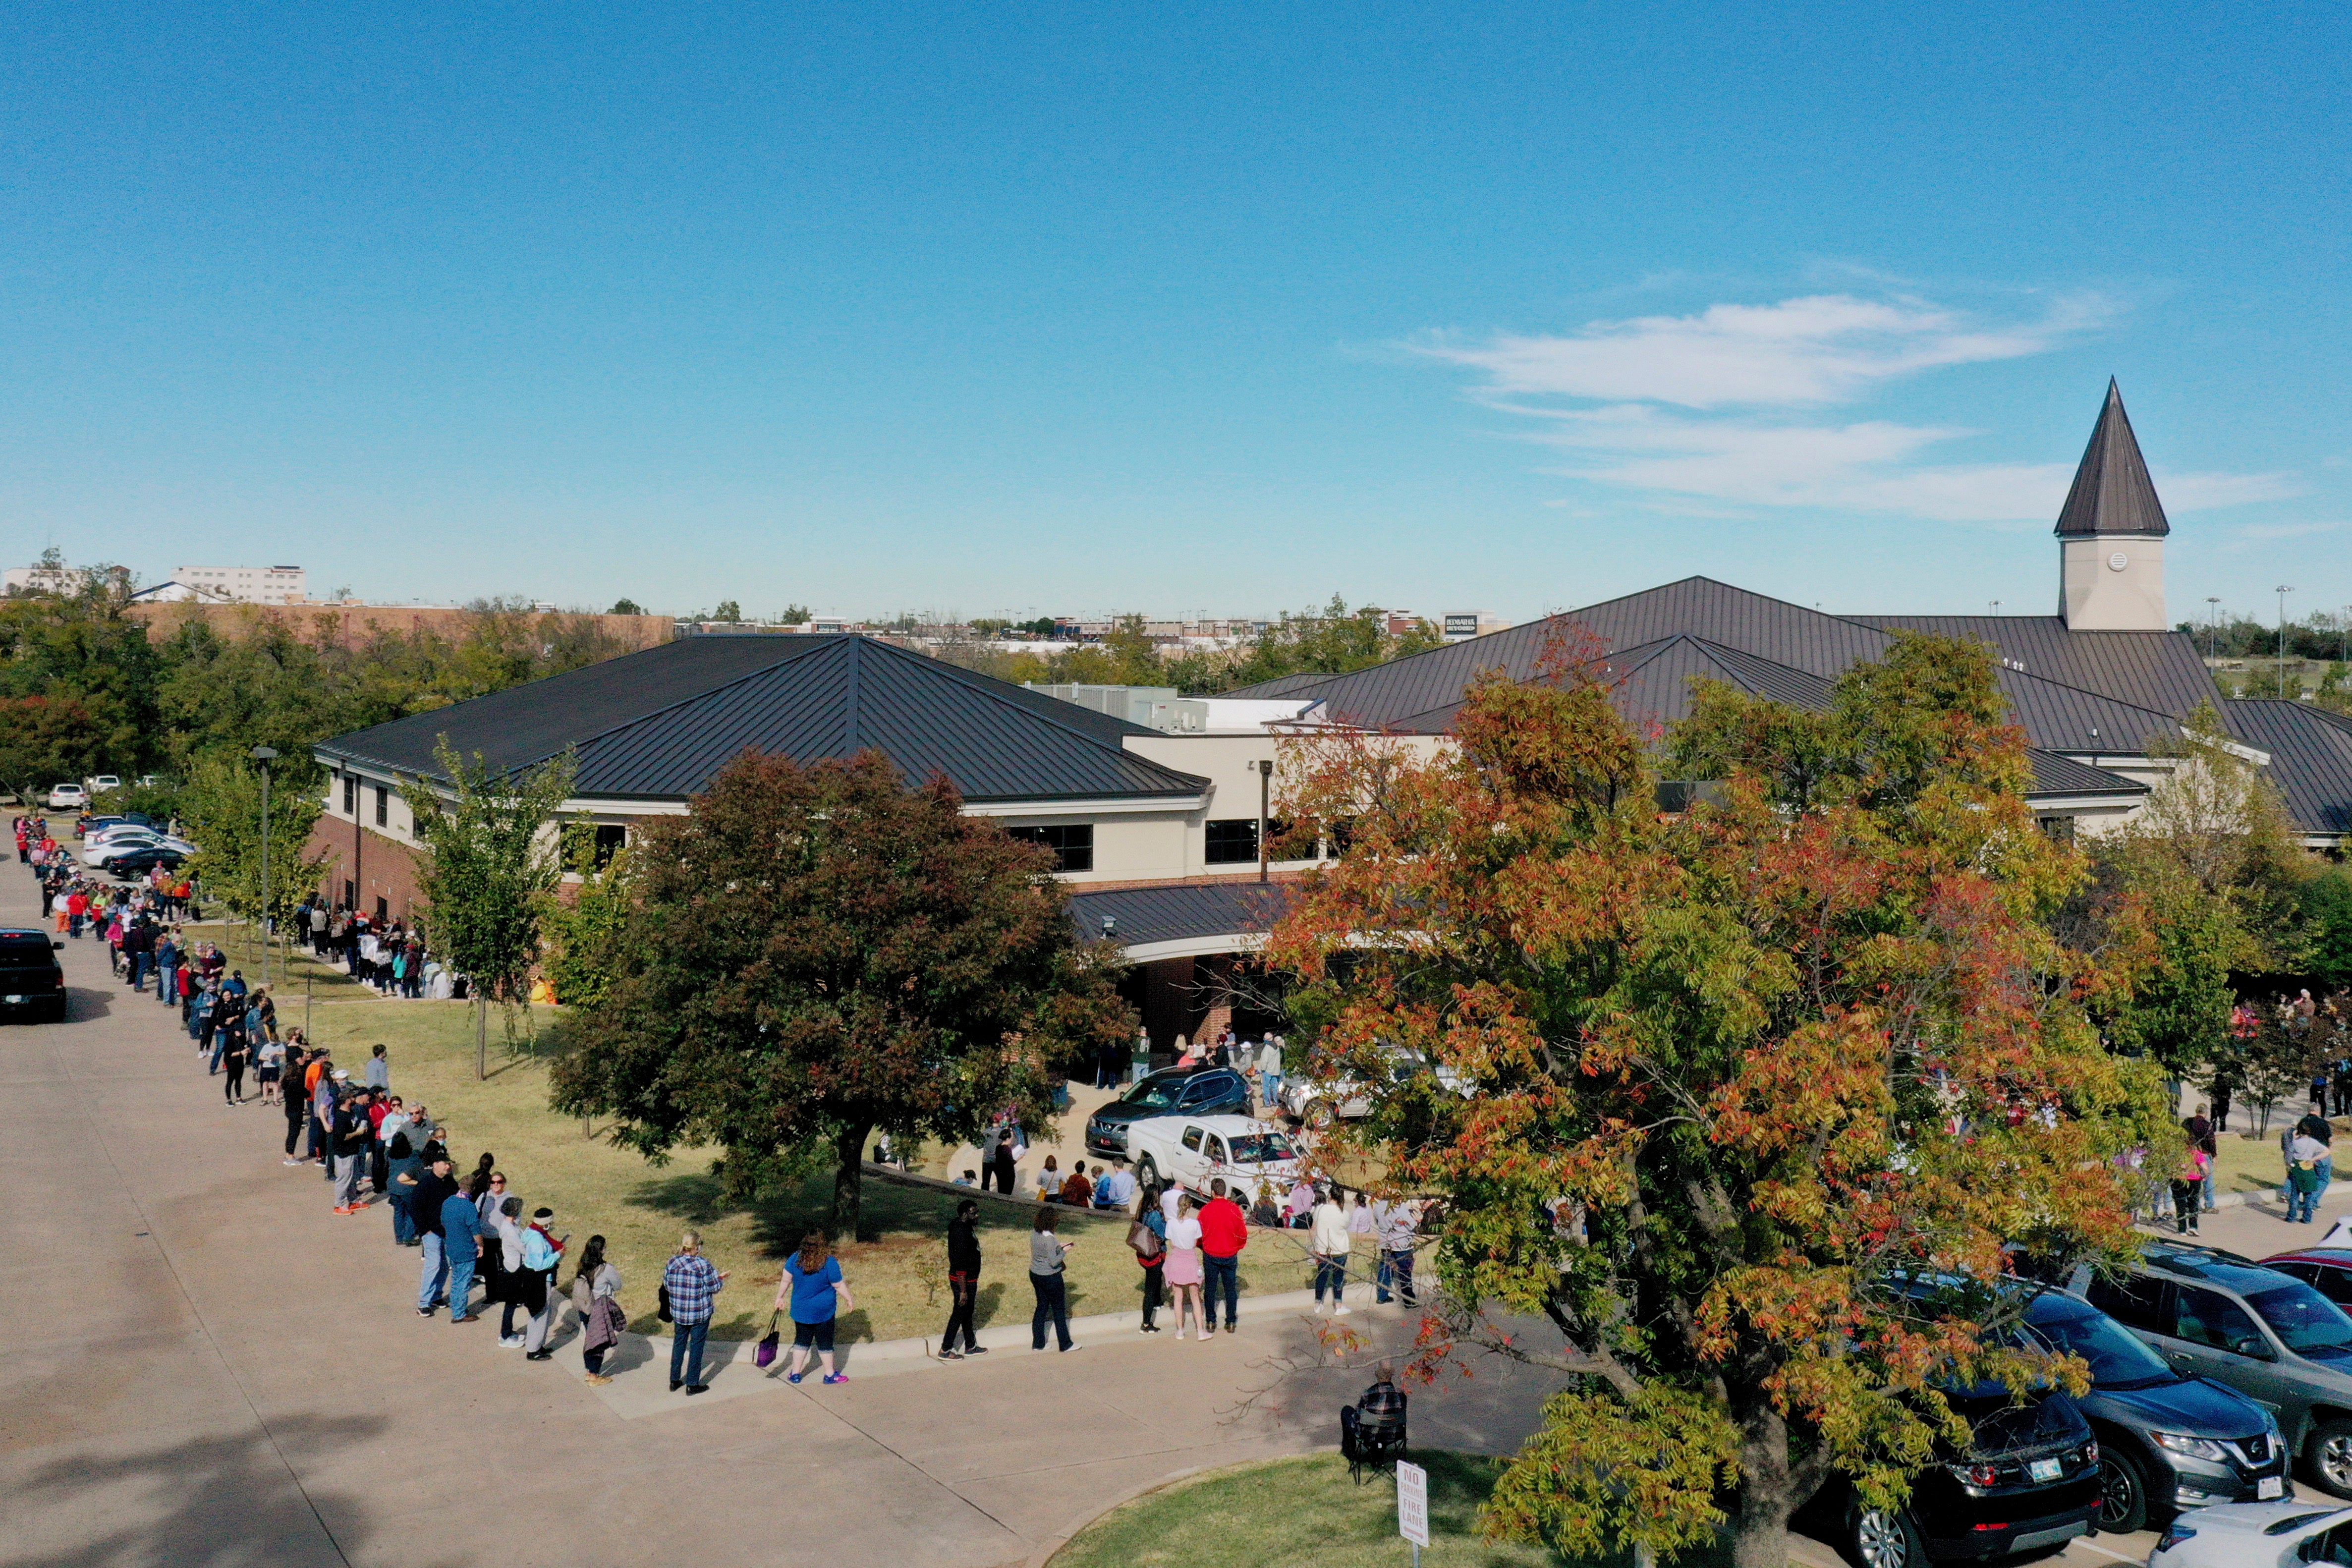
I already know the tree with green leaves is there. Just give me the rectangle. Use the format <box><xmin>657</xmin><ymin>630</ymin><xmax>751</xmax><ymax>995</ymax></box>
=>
<box><xmin>400</xmin><ymin>739</ymin><xmax>577</xmax><ymax>1078</ymax></box>
<box><xmin>541</xmin><ymin>826</ymin><xmax>634</xmax><ymax>1014</ymax></box>
<box><xmin>0</xmin><ymin>695</ymin><xmax>108</xmax><ymax>807</ymax></box>
<box><xmin>1269</xmin><ymin>632</ymin><xmax>2168</xmax><ymax>1568</ymax></box>
<box><xmin>548</xmin><ymin>750</ymin><xmax>1133</xmax><ymax>1240</ymax></box>
<box><xmin>179</xmin><ymin>753</ymin><xmax>330</xmax><ymax>952</ymax></box>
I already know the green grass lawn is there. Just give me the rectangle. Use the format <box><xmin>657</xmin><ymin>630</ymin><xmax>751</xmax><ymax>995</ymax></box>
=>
<box><xmin>1050</xmin><ymin>1453</ymin><xmax>1715</xmax><ymax>1568</ymax></box>
<box><xmin>2209</xmin><ymin>1117</ymin><xmax>2344</xmax><ymax>1197</ymax></box>
<box><xmin>185</xmin><ymin>923</ymin><xmax>1319</xmax><ymax>1342</ymax></box>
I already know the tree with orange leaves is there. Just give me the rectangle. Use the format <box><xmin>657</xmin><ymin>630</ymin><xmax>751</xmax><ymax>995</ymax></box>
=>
<box><xmin>1267</xmin><ymin>632</ymin><xmax>2173</xmax><ymax>1568</ymax></box>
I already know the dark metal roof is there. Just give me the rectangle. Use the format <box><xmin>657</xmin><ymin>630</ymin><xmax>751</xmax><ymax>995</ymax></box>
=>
<box><xmin>2025</xmin><ymin>750</ymin><xmax>2147</xmax><ymax>798</ymax></box>
<box><xmin>1233</xmin><ymin>577</ymin><xmax>2219</xmax><ymax>759</ymax></box>
<box><xmin>318</xmin><ymin>634</ymin><xmax>1209</xmax><ymax>805</ymax></box>
<box><xmin>2221</xmin><ymin>701</ymin><xmax>2352</xmax><ymax>837</ymax></box>
<box><xmin>1851</xmin><ymin>616</ymin><xmax>2223</xmax><ymax>720</ymax></box>
<box><xmin>2054</xmin><ymin>380</ymin><xmax>2171</xmax><ymax>538</ymax></box>
<box><xmin>1064</xmin><ymin>882</ymin><xmax>1297</xmax><ymax>948</ymax></box>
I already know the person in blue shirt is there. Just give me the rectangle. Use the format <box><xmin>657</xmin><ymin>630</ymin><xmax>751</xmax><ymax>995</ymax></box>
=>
<box><xmin>440</xmin><ymin>1180</ymin><xmax>485</xmax><ymax>1325</ymax></box>
<box><xmin>774</xmin><ymin>1230</ymin><xmax>851</xmax><ymax>1385</ymax></box>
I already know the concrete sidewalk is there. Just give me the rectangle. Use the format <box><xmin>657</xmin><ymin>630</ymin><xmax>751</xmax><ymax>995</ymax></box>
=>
<box><xmin>0</xmin><ymin>867</ymin><xmax>1559</xmax><ymax>1568</ymax></box>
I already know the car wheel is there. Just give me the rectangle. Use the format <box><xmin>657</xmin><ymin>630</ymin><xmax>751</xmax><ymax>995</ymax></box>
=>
<box><xmin>1847</xmin><ymin>1506</ymin><xmax>1924</xmax><ymax>1568</ymax></box>
<box><xmin>2309</xmin><ymin>1418</ymin><xmax>2352</xmax><ymax>1498</ymax></box>
<box><xmin>1305</xmin><ymin>1102</ymin><xmax>1336</xmax><ymax>1132</ymax></box>
<box><xmin>2097</xmin><ymin>1447</ymin><xmax>2149</xmax><ymax>1533</ymax></box>
<box><xmin>1136</xmin><ymin>1156</ymin><xmax>1159</xmax><ymax>1188</ymax></box>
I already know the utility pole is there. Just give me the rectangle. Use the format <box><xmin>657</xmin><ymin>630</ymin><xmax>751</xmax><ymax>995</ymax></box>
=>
<box><xmin>249</xmin><ymin>746</ymin><xmax>277</xmax><ymax>985</ymax></box>
<box><xmin>2278</xmin><ymin>586</ymin><xmax>2296</xmax><ymax>698</ymax></box>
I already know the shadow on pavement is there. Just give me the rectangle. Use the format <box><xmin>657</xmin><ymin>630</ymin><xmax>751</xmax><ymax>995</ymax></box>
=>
<box><xmin>9</xmin><ymin>1413</ymin><xmax>407</xmax><ymax>1568</ymax></box>
<box><xmin>65</xmin><ymin>986</ymin><xmax>115</xmax><ymax>1021</ymax></box>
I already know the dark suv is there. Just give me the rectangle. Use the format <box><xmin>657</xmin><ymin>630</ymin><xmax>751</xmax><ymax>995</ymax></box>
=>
<box><xmin>2069</xmin><ymin>1238</ymin><xmax>2352</xmax><ymax>1499</ymax></box>
<box><xmin>1811</xmin><ymin>1383</ymin><xmax>2100</xmax><ymax>1566</ymax></box>
<box><xmin>1085</xmin><ymin>1067</ymin><xmax>1250</xmax><ymax>1159</ymax></box>
<box><xmin>0</xmin><ymin>928</ymin><xmax>68</xmax><ymax>1023</ymax></box>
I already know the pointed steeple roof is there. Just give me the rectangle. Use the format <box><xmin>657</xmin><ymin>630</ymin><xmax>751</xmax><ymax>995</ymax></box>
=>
<box><xmin>2054</xmin><ymin>379</ymin><xmax>2169</xmax><ymax>537</ymax></box>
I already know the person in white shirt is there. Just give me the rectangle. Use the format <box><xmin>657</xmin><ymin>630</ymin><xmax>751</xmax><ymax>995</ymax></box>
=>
<box><xmin>1257</xmin><ymin>1037</ymin><xmax>1286</xmax><ymax>1116</ymax></box>
<box><xmin>1310</xmin><ymin>1187</ymin><xmax>1352</xmax><ymax>1315</ymax></box>
<box><xmin>1163</xmin><ymin>1194</ymin><xmax>1207</xmax><ymax>1340</ymax></box>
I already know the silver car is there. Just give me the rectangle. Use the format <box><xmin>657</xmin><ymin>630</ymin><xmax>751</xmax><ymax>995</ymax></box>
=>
<box><xmin>2069</xmin><ymin>1238</ymin><xmax>2352</xmax><ymax>1498</ymax></box>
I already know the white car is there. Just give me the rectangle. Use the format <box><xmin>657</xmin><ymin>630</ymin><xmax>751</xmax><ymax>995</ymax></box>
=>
<box><xmin>83</xmin><ymin>833</ymin><xmax>193</xmax><ymax>867</ymax></box>
<box><xmin>45</xmin><ymin>783</ymin><xmax>87</xmax><ymax>810</ymax></box>
<box><xmin>84</xmin><ymin>775</ymin><xmax>121</xmax><ymax>796</ymax></box>
<box><xmin>1280</xmin><ymin>1048</ymin><xmax>1470</xmax><ymax>1130</ymax></box>
<box><xmin>1122</xmin><ymin>1113</ymin><xmax>1303</xmax><ymax>1207</ymax></box>
<box><xmin>2149</xmin><ymin>1499</ymin><xmax>2352</xmax><ymax>1565</ymax></box>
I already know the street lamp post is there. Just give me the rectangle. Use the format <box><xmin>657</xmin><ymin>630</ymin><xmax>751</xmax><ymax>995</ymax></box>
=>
<box><xmin>1254</xmin><ymin>758</ymin><xmax>1274</xmax><ymax>885</ymax></box>
<box><xmin>2278</xmin><ymin>587</ymin><xmax>2296</xmax><ymax>698</ymax></box>
<box><xmin>250</xmin><ymin>746</ymin><xmax>277</xmax><ymax>984</ymax></box>
<box><xmin>2205</xmin><ymin>597</ymin><xmax>2221</xmax><ymax>662</ymax></box>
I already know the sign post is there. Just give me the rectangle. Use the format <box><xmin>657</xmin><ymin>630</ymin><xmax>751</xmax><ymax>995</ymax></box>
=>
<box><xmin>1396</xmin><ymin>1459</ymin><xmax>1429</xmax><ymax>1568</ymax></box>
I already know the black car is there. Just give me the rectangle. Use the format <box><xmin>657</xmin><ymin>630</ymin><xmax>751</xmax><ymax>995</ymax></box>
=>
<box><xmin>1085</xmin><ymin>1067</ymin><xmax>1251</xmax><ymax>1158</ymax></box>
<box><xmin>105</xmin><ymin>846</ymin><xmax>184</xmax><ymax>879</ymax></box>
<box><xmin>1811</xmin><ymin>1383</ymin><xmax>2101</xmax><ymax>1567</ymax></box>
<box><xmin>2021</xmin><ymin>1286</ymin><xmax>2287</xmax><ymax>1530</ymax></box>
<box><xmin>0</xmin><ymin>927</ymin><xmax>68</xmax><ymax>1023</ymax></box>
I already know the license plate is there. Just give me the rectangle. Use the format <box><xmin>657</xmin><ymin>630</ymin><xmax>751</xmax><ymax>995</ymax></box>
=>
<box><xmin>2260</xmin><ymin>1475</ymin><xmax>2285</xmax><ymax>1499</ymax></box>
<box><xmin>2</xmin><ymin>996</ymin><xmax>21</xmax><ymax>1005</ymax></box>
<box><xmin>2027</xmin><ymin>1457</ymin><xmax>2063</xmax><ymax>1483</ymax></box>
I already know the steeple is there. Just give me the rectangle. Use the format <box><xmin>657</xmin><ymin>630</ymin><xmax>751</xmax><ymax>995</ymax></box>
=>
<box><xmin>2055</xmin><ymin>379</ymin><xmax>2170</xmax><ymax>539</ymax></box>
<box><xmin>2055</xmin><ymin>380</ymin><xmax>2169</xmax><ymax>629</ymax></box>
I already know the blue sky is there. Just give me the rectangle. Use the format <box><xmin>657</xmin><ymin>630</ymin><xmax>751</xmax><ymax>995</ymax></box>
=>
<box><xmin>4</xmin><ymin>3</ymin><xmax>2348</xmax><ymax>626</ymax></box>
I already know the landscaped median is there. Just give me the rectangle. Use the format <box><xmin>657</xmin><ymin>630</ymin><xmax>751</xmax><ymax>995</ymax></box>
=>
<box><xmin>1047</xmin><ymin>1453</ymin><xmax>1703</xmax><ymax>1568</ymax></box>
<box><xmin>196</xmin><ymin>931</ymin><xmax>1317</xmax><ymax>1343</ymax></box>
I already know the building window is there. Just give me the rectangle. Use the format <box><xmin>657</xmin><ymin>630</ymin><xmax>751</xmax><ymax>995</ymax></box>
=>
<box><xmin>2037</xmin><ymin>814</ymin><xmax>2077</xmax><ymax>843</ymax></box>
<box><xmin>341</xmin><ymin>775</ymin><xmax>357</xmax><ymax>816</ymax></box>
<box><xmin>374</xmin><ymin>896</ymin><xmax>389</xmax><ymax>924</ymax></box>
<box><xmin>374</xmin><ymin>785</ymin><xmax>388</xmax><ymax>827</ymax></box>
<box><xmin>1007</xmin><ymin>823</ymin><xmax>1094</xmax><ymax>873</ymax></box>
<box><xmin>593</xmin><ymin>824</ymin><xmax>628</xmax><ymax>868</ymax></box>
<box><xmin>1204</xmin><ymin>818</ymin><xmax>1259</xmax><ymax>865</ymax></box>
<box><xmin>342</xmin><ymin>880</ymin><xmax>355</xmax><ymax>910</ymax></box>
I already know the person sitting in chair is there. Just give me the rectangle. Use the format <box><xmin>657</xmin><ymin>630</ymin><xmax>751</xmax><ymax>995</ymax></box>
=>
<box><xmin>1342</xmin><ymin>1360</ymin><xmax>1408</xmax><ymax>1466</ymax></box>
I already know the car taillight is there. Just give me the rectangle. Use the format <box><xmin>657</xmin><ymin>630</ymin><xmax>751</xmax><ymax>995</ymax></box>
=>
<box><xmin>2081</xmin><ymin>1439</ymin><xmax>2097</xmax><ymax>1466</ymax></box>
<box><xmin>1948</xmin><ymin>1462</ymin><xmax>2002</xmax><ymax>1488</ymax></box>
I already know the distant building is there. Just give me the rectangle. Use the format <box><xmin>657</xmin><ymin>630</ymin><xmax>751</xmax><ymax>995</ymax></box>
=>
<box><xmin>1441</xmin><ymin>612</ymin><xmax>1511</xmax><ymax>642</ymax></box>
<box><xmin>2</xmin><ymin>563</ymin><xmax>78</xmax><ymax>596</ymax></box>
<box><xmin>128</xmin><ymin>580</ymin><xmax>236</xmax><ymax>605</ymax></box>
<box><xmin>171</xmin><ymin>564</ymin><xmax>308</xmax><ymax>604</ymax></box>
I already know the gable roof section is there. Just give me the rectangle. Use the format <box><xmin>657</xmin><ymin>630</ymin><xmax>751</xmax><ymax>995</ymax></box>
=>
<box><xmin>2025</xmin><ymin>750</ymin><xmax>2148</xmax><ymax>799</ymax></box>
<box><xmin>1064</xmin><ymin>881</ymin><xmax>1297</xmax><ymax>951</ymax></box>
<box><xmin>1851</xmin><ymin>616</ymin><xmax>2222</xmax><ymax>719</ymax></box>
<box><xmin>2221</xmin><ymin>700</ymin><xmax>2352</xmax><ymax>838</ymax></box>
<box><xmin>319</xmin><ymin>634</ymin><xmax>1207</xmax><ymax>805</ymax></box>
<box><xmin>2054</xmin><ymin>380</ymin><xmax>2171</xmax><ymax>538</ymax></box>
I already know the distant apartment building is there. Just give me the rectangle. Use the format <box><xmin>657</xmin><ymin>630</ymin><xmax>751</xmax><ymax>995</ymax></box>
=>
<box><xmin>171</xmin><ymin>564</ymin><xmax>308</xmax><ymax>604</ymax></box>
<box><xmin>2</xmin><ymin>563</ymin><xmax>79</xmax><ymax>596</ymax></box>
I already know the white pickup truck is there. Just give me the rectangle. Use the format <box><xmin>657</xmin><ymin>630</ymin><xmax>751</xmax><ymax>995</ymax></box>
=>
<box><xmin>1123</xmin><ymin>1113</ymin><xmax>1304</xmax><ymax>1207</ymax></box>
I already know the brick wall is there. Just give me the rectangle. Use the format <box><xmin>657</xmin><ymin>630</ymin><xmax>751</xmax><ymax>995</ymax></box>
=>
<box><xmin>302</xmin><ymin>817</ymin><xmax>428</xmax><ymax>926</ymax></box>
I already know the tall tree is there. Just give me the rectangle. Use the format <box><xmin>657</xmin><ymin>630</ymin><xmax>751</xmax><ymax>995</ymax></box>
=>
<box><xmin>179</xmin><ymin>753</ymin><xmax>330</xmax><ymax>936</ymax></box>
<box><xmin>548</xmin><ymin>750</ymin><xmax>1132</xmax><ymax>1240</ymax></box>
<box><xmin>1268</xmin><ymin>633</ymin><xmax>2167</xmax><ymax>1568</ymax></box>
<box><xmin>0</xmin><ymin>695</ymin><xmax>108</xmax><ymax>807</ymax></box>
<box><xmin>401</xmin><ymin>739</ymin><xmax>576</xmax><ymax>1078</ymax></box>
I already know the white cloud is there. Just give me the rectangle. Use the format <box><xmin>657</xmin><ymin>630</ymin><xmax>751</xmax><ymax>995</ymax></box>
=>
<box><xmin>1415</xmin><ymin>288</ymin><xmax>2294</xmax><ymax>524</ymax></box>
<box><xmin>1417</xmin><ymin>293</ymin><xmax>2110</xmax><ymax>410</ymax></box>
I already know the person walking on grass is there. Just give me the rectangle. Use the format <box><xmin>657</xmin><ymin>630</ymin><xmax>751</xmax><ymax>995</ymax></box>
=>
<box><xmin>1198</xmin><ymin>1178</ymin><xmax>1248</xmax><ymax>1334</ymax></box>
<box><xmin>1310</xmin><ymin>1184</ymin><xmax>1353</xmax><ymax>1317</ymax></box>
<box><xmin>572</xmin><ymin>1236</ymin><xmax>624</xmax><ymax>1385</ymax></box>
<box><xmin>663</xmin><ymin>1231</ymin><xmax>726</xmax><ymax>1394</ymax></box>
<box><xmin>1162</xmin><ymin>1192</ymin><xmax>1206</xmax><ymax>1341</ymax></box>
<box><xmin>778</xmin><ymin>1229</ymin><xmax>853</xmax><ymax>1384</ymax></box>
<box><xmin>939</xmin><ymin>1199</ymin><xmax>987</xmax><ymax>1361</ymax></box>
<box><xmin>364</xmin><ymin>1043</ymin><xmax>390</xmax><ymax>1092</ymax></box>
<box><xmin>1028</xmin><ymin>1206</ymin><xmax>1080</xmax><ymax>1353</ymax></box>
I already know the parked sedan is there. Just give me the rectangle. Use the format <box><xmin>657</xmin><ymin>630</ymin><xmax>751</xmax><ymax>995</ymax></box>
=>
<box><xmin>104</xmin><ymin>846</ymin><xmax>186</xmax><ymax>880</ymax></box>
<box><xmin>2020</xmin><ymin>1286</ymin><xmax>2286</xmax><ymax>1530</ymax></box>
<box><xmin>2071</xmin><ymin>1238</ymin><xmax>2352</xmax><ymax>1498</ymax></box>
<box><xmin>1806</xmin><ymin>1381</ymin><xmax>2100</xmax><ymax>1567</ymax></box>
<box><xmin>83</xmin><ymin>832</ymin><xmax>194</xmax><ymax>868</ymax></box>
<box><xmin>2149</xmin><ymin>1499</ymin><xmax>2352</xmax><ymax>1566</ymax></box>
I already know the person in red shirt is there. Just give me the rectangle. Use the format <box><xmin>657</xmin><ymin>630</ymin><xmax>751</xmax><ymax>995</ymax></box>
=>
<box><xmin>1197</xmin><ymin>1179</ymin><xmax>1249</xmax><ymax>1333</ymax></box>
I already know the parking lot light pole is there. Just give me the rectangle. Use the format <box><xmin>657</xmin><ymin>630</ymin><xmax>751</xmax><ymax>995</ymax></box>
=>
<box><xmin>250</xmin><ymin>746</ymin><xmax>277</xmax><ymax>984</ymax></box>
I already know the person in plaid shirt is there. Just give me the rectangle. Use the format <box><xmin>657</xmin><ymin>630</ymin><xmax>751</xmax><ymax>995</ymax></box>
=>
<box><xmin>663</xmin><ymin>1231</ymin><xmax>728</xmax><ymax>1395</ymax></box>
<box><xmin>1341</xmin><ymin>1360</ymin><xmax>1408</xmax><ymax>1462</ymax></box>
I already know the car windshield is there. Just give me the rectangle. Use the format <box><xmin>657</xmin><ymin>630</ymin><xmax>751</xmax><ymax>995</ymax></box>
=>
<box><xmin>1122</xmin><ymin>1079</ymin><xmax>1186</xmax><ymax>1112</ymax></box>
<box><xmin>2247</xmin><ymin>1284</ymin><xmax>2352</xmax><ymax>1354</ymax></box>
<box><xmin>2027</xmin><ymin>1301</ymin><xmax>2176</xmax><ymax>1390</ymax></box>
<box><xmin>1225</xmin><ymin>1133</ymin><xmax>1296</xmax><ymax>1164</ymax></box>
